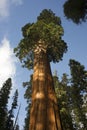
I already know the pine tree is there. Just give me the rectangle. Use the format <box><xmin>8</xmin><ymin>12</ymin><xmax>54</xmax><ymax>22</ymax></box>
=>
<box><xmin>69</xmin><ymin>59</ymin><xmax>87</xmax><ymax>130</ymax></box>
<box><xmin>0</xmin><ymin>78</ymin><xmax>12</xmax><ymax>130</ymax></box>
<box><xmin>53</xmin><ymin>73</ymin><xmax>75</xmax><ymax>130</ymax></box>
<box><xmin>6</xmin><ymin>89</ymin><xmax>18</xmax><ymax>130</ymax></box>
<box><xmin>14</xmin><ymin>9</ymin><xmax>67</xmax><ymax>130</ymax></box>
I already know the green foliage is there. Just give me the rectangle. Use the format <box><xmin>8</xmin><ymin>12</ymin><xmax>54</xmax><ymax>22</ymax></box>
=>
<box><xmin>69</xmin><ymin>59</ymin><xmax>87</xmax><ymax>92</ymax></box>
<box><xmin>12</xmin><ymin>89</ymin><xmax>18</xmax><ymax>109</ymax></box>
<box><xmin>53</xmin><ymin>73</ymin><xmax>75</xmax><ymax>130</ymax></box>
<box><xmin>0</xmin><ymin>78</ymin><xmax>12</xmax><ymax>130</ymax></box>
<box><xmin>6</xmin><ymin>89</ymin><xmax>18</xmax><ymax>130</ymax></box>
<box><xmin>69</xmin><ymin>59</ymin><xmax>87</xmax><ymax>129</ymax></box>
<box><xmin>24</xmin><ymin>105</ymin><xmax>30</xmax><ymax>130</ymax></box>
<box><xmin>63</xmin><ymin>0</ymin><xmax>87</xmax><ymax>24</ymax></box>
<box><xmin>14</xmin><ymin>9</ymin><xmax>67</xmax><ymax>69</ymax></box>
<box><xmin>37</xmin><ymin>9</ymin><xmax>61</xmax><ymax>25</ymax></box>
<box><xmin>0</xmin><ymin>79</ymin><xmax>19</xmax><ymax>130</ymax></box>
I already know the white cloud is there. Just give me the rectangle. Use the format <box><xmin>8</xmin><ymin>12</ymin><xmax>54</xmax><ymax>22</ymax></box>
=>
<box><xmin>0</xmin><ymin>0</ymin><xmax>23</xmax><ymax>19</ymax></box>
<box><xmin>12</xmin><ymin>0</ymin><xmax>23</xmax><ymax>5</ymax></box>
<box><xmin>0</xmin><ymin>0</ymin><xmax>9</xmax><ymax>18</ymax></box>
<box><xmin>0</xmin><ymin>37</ymin><xmax>17</xmax><ymax>88</ymax></box>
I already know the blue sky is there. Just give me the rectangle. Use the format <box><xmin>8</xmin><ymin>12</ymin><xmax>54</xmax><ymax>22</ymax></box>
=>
<box><xmin>0</xmin><ymin>0</ymin><xmax>87</xmax><ymax>129</ymax></box>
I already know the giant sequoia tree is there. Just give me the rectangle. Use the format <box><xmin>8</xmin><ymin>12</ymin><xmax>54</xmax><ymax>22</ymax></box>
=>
<box><xmin>14</xmin><ymin>9</ymin><xmax>67</xmax><ymax>130</ymax></box>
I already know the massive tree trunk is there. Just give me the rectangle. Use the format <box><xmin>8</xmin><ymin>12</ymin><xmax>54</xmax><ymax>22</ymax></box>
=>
<box><xmin>29</xmin><ymin>42</ymin><xmax>62</xmax><ymax>130</ymax></box>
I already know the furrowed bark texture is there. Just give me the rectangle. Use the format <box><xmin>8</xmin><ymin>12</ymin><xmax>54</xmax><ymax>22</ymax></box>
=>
<box><xmin>29</xmin><ymin>43</ymin><xmax>62</xmax><ymax>130</ymax></box>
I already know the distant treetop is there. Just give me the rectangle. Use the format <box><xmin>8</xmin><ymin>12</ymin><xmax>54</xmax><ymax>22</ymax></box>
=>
<box><xmin>63</xmin><ymin>0</ymin><xmax>87</xmax><ymax>24</ymax></box>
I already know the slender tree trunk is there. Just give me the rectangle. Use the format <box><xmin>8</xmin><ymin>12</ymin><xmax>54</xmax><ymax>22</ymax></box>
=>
<box><xmin>29</xmin><ymin>43</ymin><xmax>62</xmax><ymax>130</ymax></box>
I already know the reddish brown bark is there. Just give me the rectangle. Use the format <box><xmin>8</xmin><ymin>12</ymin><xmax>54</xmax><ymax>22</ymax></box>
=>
<box><xmin>29</xmin><ymin>43</ymin><xmax>62</xmax><ymax>130</ymax></box>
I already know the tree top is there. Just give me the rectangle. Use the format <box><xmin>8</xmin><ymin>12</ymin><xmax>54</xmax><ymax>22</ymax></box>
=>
<box><xmin>14</xmin><ymin>9</ymin><xmax>67</xmax><ymax>69</ymax></box>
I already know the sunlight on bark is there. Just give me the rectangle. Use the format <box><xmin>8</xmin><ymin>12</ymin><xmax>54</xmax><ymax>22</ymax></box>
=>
<box><xmin>29</xmin><ymin>42</ymin><xmax>62</xmax><ymax>130</ymax></box>
<box><xmin>36</xmin><ymin>92</ymin><xmax>45</xmax><ymax>99</ymax></box>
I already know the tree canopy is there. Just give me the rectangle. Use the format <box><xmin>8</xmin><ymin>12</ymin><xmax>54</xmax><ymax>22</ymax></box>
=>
<box><xmin>63</xmin><ymin>0</ymin><xmax>87</xmax><ymax>24</ymax></box>
<box><xmin>14</xmin><ymin>9</ymin><xmax>67</xmax><ymax>69</ymax></box>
